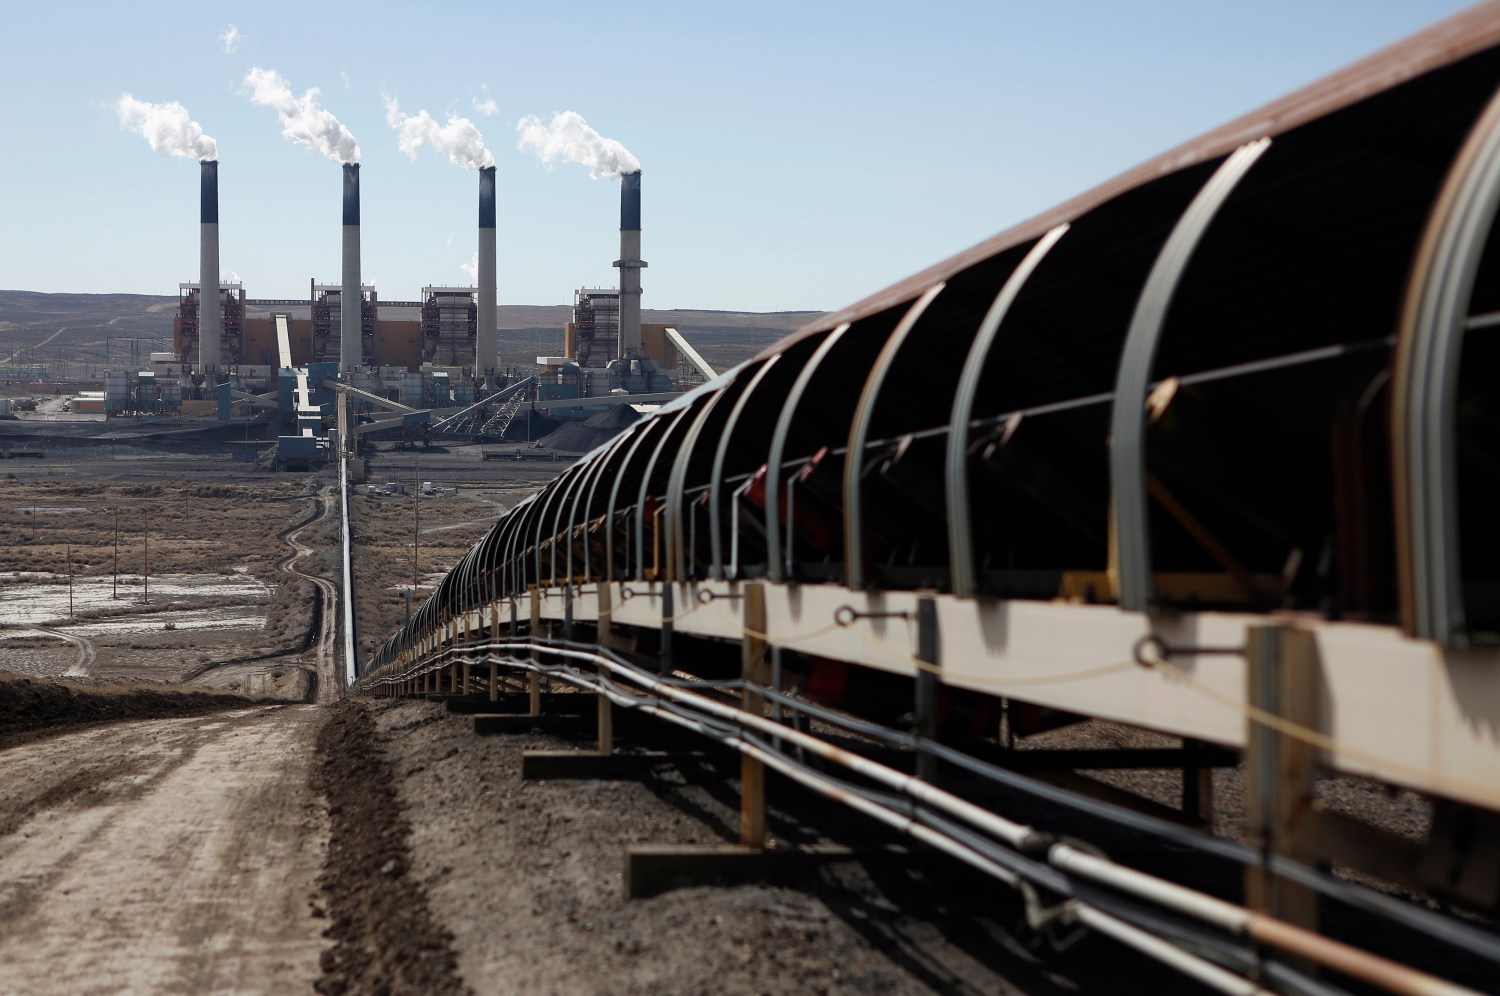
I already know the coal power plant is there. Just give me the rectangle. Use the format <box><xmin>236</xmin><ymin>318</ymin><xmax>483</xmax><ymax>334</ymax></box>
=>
<box><xmin>164</xmin><ymin>159</ymin><xmax>695</xmax><ymax>401</ymax></box>
<box><xmin>173</xmin><ymin>161</ymin><xmax>500</xmax><ymax>397</ymax></box>
<box><xmin>91</xmin><ymin>152</ymin><xmax>711</xmax><ymax>474</ymax></box>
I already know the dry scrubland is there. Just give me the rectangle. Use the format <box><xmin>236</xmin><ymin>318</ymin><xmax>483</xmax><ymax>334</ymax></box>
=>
<box><xmin>349</xmin><ymin>489</ymin><xmax>502</xmax><ymax>663</ymax></box>
<box><xmin>0</xmin><ymin>478</ymin><xmax>320</xmax><ymax>688</ymax></box>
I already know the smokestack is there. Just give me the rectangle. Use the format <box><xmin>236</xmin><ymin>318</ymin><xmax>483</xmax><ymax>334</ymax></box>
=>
<box><xmin>477</xmin><ymin>166</ymin><xmax>497</xmax><ymax>387</ymax></box>
<box><xmin>341</xmin><ymin>163</ymin><xmax>362</xmax><ymax>373</ymax></box>
<box><xmin>199</xmin><ymin>160</ymin><xmax>221</xmax><ymax>372</ymax></box>
<box><xmin>615</xmin><ymin>170</ymin><xmax>645</xmax><ymax>359</ymax></box>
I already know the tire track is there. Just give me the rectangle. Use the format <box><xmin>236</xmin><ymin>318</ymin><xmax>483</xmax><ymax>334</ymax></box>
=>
<box><xmin>0</xmin><ymin>706</ymin><xmax>327</xmax><ymax>994</ymax></box>
<box><xmin>32</xmin><ymin>626</ymin><xmax>96</xmax><ymax>678</ymax></box>
<box><xmin>284</xmin><ymin>487</ymin><xmax>340</xmax><ymax>704</ymax></box>
<box><xmin>176</xmin><ymin>492</ymin><xmax>332</xmax><ymax>700</ymax></box>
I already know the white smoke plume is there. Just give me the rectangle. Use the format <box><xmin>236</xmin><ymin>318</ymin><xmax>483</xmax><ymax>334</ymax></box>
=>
<box><xmin>472</xmin><ymin>87</ymin><xmax>498</xmax><ymax>116</ymax></box>
<box><xmin>515</xmin><ymin>111</ymin><xmax>639</xmax><ymax>179</ymax></box>
<box><xmin>384</xmin><ymin>96</ymin><xmax>493</xmax><ymax>169</ymax></box>
<box><xmin>460</xmin><ymin>251</ymin><xmax>478</xmax><ymax>282</ymax></box>
<box><xmin>116</xmin><ymin>94</ymin><xmax>217</xmax><ymax>160</ymax></box>
<box><xmin>243</xmin><ymin>67</ymin><xmax>360</xmax><ymax>164</ymax></box>
<box><xmin>219</xmin><ymin>24</ymin><xmax>242</xmax><ymax>54</ymax></box>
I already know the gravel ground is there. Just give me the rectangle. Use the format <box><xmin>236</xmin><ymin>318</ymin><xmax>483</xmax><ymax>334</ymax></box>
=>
<box><xmin>0</xmin><ymin>705</ymin><xmax>328</xmax><ymax>995</ymax></box>
<box><xmin>356</xmin><ymin>697</ymin><xmax>1186</xmax><ymax>996</ymax></box>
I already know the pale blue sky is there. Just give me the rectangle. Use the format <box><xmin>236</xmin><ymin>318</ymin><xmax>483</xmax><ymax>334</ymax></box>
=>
<box><xmin>0</xmin><ymin>1</ymin><xmax>1477</xmax><ymax>312</ymax></box>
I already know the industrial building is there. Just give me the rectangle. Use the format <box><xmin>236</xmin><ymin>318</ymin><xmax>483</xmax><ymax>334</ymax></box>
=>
<box><xmin>101</xmin><ymin>153</ymin><xmax>707</xmax><ymax>472</ymax></box>
<box><xmin>171</xmin><ymin>160</ymin><xmax>500</xmax><ymax>386</ymax></box>
<box><xmin>173</xmin><ymin>283</ymin><xmax>467</xmax><ymax>374</ymax></box>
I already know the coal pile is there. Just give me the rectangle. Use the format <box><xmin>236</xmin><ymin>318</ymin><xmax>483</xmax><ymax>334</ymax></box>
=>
<box><xmin>536</xmin><ymin>405</ymin><xmax>642</xmax><ymax>453</ymax></box>
<box><xmin>499</xmin><ymin>410</ymin><xmax>561</xmax><ymax>442</ymax></box>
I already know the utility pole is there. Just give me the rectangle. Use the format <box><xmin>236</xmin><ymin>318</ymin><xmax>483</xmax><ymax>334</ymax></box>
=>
<box><xmin>66</xmin><ymin>544</ymin><xmax>73</xmax><ymax>619</ymax></box>
<box><xmin>112</xmin><ymin>507</ymin><xmax>119</xmax><ymax>599</ymax></box>
<box><xmin>143</xmin><ymin>524</ymin><xmax>150</xmax><ymax>605</ymax></box>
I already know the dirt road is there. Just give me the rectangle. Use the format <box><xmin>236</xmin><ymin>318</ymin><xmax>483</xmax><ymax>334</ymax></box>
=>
<box><xmin>281</xmin><ymin>486</ymin><xmax>340</xmax><ymax>705</ymax></box>
<box><xmin>35</xmin><ymin>625</ymin><xmax>97</xmax><ymax>678</ymax></box>
<box><xmin>0</xmin><ymin>705</ymin><xmax>327</xmax><ymax>994</ymax></box>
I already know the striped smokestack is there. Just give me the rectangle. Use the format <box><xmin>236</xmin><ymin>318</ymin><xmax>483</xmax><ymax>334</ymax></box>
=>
<box><xmin>615</xmin><ymin>170</ymin><xmax>644</xmax><ymax>359</ymax></box>
<box><xmin>476</xmin><ymin>166</ymin><xmax>497</xmax><ymax>386</ymax></box>
<box><xmin>199</xmin><ymin>160</ymin><xmax>221</xmax><ymax>372</ymax></box>
<box><xmin>341</xmin><ymin>163</ymin><xmax>362</xmax><ymax>373</ymax></box>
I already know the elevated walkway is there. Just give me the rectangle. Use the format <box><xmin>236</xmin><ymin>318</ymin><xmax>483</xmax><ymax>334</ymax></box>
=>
<box><xmin>326</xmin><ymin>380</ymin><xmax>418</xmax><ymax>415</ymax></box>
<box><xmin>664</xmin><ymin>327</ymin><xmax>718</xmax><ymax>381</ymax></box>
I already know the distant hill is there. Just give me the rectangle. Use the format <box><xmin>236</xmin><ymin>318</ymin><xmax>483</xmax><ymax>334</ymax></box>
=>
<box><xmin>494</xmin><ymin>305</ymin><xmax>822</xmax><ymax>373</ymax></box>
<box><xmin>0</xmin><ymin>291</ymin><xmax>823</xmax><ymax>378</ymax></box>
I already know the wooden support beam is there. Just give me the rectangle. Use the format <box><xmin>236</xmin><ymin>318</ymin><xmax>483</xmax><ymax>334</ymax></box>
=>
<box><xmin>660</xmin><ymin>584</ymin><xmax>674</xmax><ymax>675</ymax></box>
<box><xmin>520</xmin><ymin>749</ymin><xmax>707</xmax><ymax>780</ymax></box>
<box><xmin>449</xmin><ymin>691</ymin><xmax>557</xmax><ymax>713</ymax></box>
<box><xmin>473</xmin><ymin>713</ymin><xmax>589</xmax><ymax>736</ymax></box>
<box><xmin>625</xmin><ymin>844</ymin><xmax>908</xmax><ymax>899</ymax></box>
<box><xmin>489</xmin><ymin>604</ymin><xmax>501</xmax><ymax>702</ymax></box>
<box><xmin>741</xmin><ymin>583</ymin><xmax>768</xmax><ymax>849</ymax></box>
<box><xmin>1182</xmin><ymin>737</ymin><xmax>1215</xmax><ymax>822</ymax></box>
<box><xmin>915</xmin><ymin>596</ymin><xmax>939</xmax><ymax>783</ymax></box>
<box><xmin>1244</xmin><ymin>624</ymin><xmax>1320</xmax><ymax>932</ymax></box>
<box><xmin>598</xmin><ymin>693</ymin><xmax>614</xmax><ymax>755</ymax></box>
<box><xmin>598</xmin><ymin>585</ymin><xmax>628</xmax><ymax>653</ymax></box>
<box><xmin>998</xmin><ymin>745</ymin><xmax>1239</xmax><ymax>773</ymax></box>
<box><xmin>530</xmin><ymin>591</ymin><xmax>543</xmax><ymax>715</ymax></box>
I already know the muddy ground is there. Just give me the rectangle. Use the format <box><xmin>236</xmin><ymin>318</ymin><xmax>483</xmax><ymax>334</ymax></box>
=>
<box><xmin>0</xmin><ymin>440</ymin><xmax>546</xmax><ymax>694</ymax></box>
<box><xmin>0</xmin><ymin>471</ymin><xmax>318</xmax><ymax>691</ymax></box>
<box><xmin>326</xmin><ymin>695</ymin><xmax>1144</xmax><ymax>996</ymax></box>
<box><xmin>0</xmin><ymin>679</ymin><xmax>1114</xmax><ymax>995</ymax></box>
<box><xmin>2</xmin><ymin>435</ymin><xmax>1489</xmax><ymax>994</ymax></box>
<box><xmin>0</xmin><ymin>702</ymin><xmax>329</xmax><ymax>994</ymax></box>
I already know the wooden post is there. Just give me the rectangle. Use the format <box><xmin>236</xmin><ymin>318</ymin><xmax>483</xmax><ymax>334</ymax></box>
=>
<box><xmin>598</xmin><ymin>692</ymin><xmax>614</xmax><ymax>754</ymax></box>
<box><xmin>660</xmin><ymin>584</ymin><xmax>674</xmax><ymax>675</ymax></box>
<box><xmin>490</xmin><ymin>604</ymin><xmax>502</xmax><ymax>702</ymax></box>
<box><xmin>1244</xmin><ymin>625</ymin><xmax>1320</xmax><ymax>932</ymax></box>
<box><xmin>597</xmin><ymin>584</ymin><xmax>630</xmax><ymax>653</ymax></box>
<box><xmin>741</xmin><ymin>583</ymin><xmax>768</xmax><ymax>849</ymax></box>
<box><xmin>915</xmin><ymin>597</ymin><xmax>939</xmax><ymax>783</ymax></box>
<box><xmin>529</xmin><ymin>590</ymin><xmax>543</xmax><ymax>716</ymax></box>
<box><xmin>460</xmin><ymin>615</ymin><xmax>470</xmax><ymax>694</ymax></box>
<box><xmin>1182</xmin><ymin>738</ymin><xmax>1215</xmax><ymax>822</ymax></box>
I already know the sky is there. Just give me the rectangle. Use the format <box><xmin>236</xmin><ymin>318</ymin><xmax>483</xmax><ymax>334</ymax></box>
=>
<box><xmin>0</xmin><ymin>1</ymin><xmax>1479</xmax><ymax>313</ymax></box>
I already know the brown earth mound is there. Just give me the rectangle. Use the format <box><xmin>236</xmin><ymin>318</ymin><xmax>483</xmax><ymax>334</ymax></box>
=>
<box><xmin>0</xmin><ymin>671</ymin><xmax>278</xmax><ymax>748</ymax></box>
<box><xmin>313</xmin><ymin>700</ymin><xmax>467</xmax><ymax>996</ymax></box>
